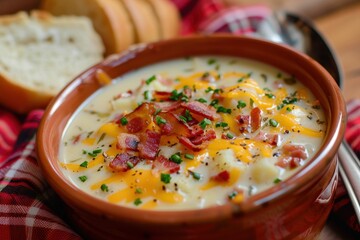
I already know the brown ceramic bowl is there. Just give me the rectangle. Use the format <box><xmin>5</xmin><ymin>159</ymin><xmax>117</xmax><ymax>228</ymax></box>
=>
<box><xmin>37</xmin><ymin>35</ymin><xmax>346</xmax><ymax>240</ymax></box>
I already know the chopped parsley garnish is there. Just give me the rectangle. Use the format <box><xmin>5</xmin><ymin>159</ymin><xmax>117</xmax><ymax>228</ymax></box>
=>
<box><xmin>199</xmin><ymin>118</ymin><xmax>211</xmax><ymax>129</ymax></box>
<box><xmin>228</xmin><ymin>191</ymin><xmax>237</xmax><ymax>199</ymax></box>
<box><xmin>143</xmin><ymin>90</ymin><xmax>150</xmax><ymax>100</ymax></box>
<box><xmin>170</xmin><ymin>89</ymin><xmax>188</xmax><ymax>102</ymax></box>
<box><xmin>237</xmin><ymin>72</ymin><xmax>252</xmax><ymax>82</ymax></box>
<box><xmin>145</xmin><ymin>75</ymin><xmax>156</xmax><ymax>85</ymax></box>
<box><xmin>274</xmin><ymin>178</ymin><xmax>282</xmax><ymax>184</ymax></box>
<box><xmin>161</xmin><ymin>173</ymin><xmax>171</xmax><ymax>184</ymax></box>
<box><xmin>156</xmin><ymin>115</ymin><xmax>167</xmax><ymax>125</ymax></box>
<box><xmin>134</xmin><ymin>198</ymin><xmax>142</xmax><ymax>206</ymax></box>
<box><xmin>196</xmin><ymin>98</ymin><xmax>207</xmax><ymax>103</ymax></box>
<box><xmin>237</xmin><ymin>100</ymin><xmax>246</xmax><ymax>109</ymax></box>
<box><xmin>189</xmin><ymin>170</ymin><xmax>201</xmax><ymax>180</ymax></box>
<box><xmin>78</xmin><ymin>176</ymin><xmax>88</xmax><ymax>182</ymax></box>
<box><xmin>205</xmin><ymin>87</ymin><xmax>214</xmax><ymax>93</ymax></box>
<box><xmin>120</xmin><ymin>117</ymin><xmax>128</xmax><ymax>126</ymax></box>
<box><xmin>215</xmin><ymin>122</ymin><xmax>228</xmax><ymax>128</ymax></box>
<box><xmin>80</xmin><ymin>161</ymin><xmax>88</xmax><ymax>168</ymax></box>
<box><xmin>169</xmin><ymin>153</ymin><xmax>182</xmax><ymax>164</ymax></box>
<box><xmin>269</xmin><ymin>119</ymin><xmax>279</xmax><ymax>127</ymax></box>
<box><xmin>184</xmin><ymin>153</ymin><xmax>194</xmax><ymax>160</ymax></box>
<box><xmin>277</xmin><ymin>97</ymin><xmax>298</xmax><ymax>110</ymax></box>
<box><xmin>208</xmin><ymin>59</ymin><xmax>216</xmax><ymax>65</ymax></box>
<box><xmin>216</xmin><ymin>106</ymin><xmax>231</xmax><ymax>114</ymax></box>
<box><xmin>100</xmin><ymin>184</ymin><xmax>109</xmax><ymax>192</ymax></box>
<box><xmin>126</xmin><ymin>161</ymin><xmax>134</xmax><ymax>169</ymax></box>
<box><xmin>265</xmin><ymin>93</ymin><xmax>275</xmax><ymax>99</ymax></box>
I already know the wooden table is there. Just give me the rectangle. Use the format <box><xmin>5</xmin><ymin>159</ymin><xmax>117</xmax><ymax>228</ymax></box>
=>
<box><xmin>315</xmin><ymin>1</ymin><xmax>360</xmax><ymax>102</ymax></box>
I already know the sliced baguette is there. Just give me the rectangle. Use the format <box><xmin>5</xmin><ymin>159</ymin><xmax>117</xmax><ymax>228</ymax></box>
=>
<box><xmin>120</xmin><ymin>0</ymin><xmax>161</xmax><ymax>43</ymax></box>
<box><xmin>145</xmin><ymin>0</ymin><xmax>180</xmax><ymax>39</ymax></box>
<box><xmin>0</xmin><ymin>11</ymin><xmax>104</xmax><ymax>113</ymax></box>
<box><xmin>41</xmin><ymin>0</ymin><xmax>135</xmax><ymax>55</ymax></box>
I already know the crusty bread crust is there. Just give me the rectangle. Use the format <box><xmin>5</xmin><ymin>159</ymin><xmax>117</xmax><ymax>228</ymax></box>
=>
<box><xmin>42</xmin><ymin>0</ymin><xmax>135</xmax><ymax>55</ymax></box>
<box><xmin>120</xmin><ymin>0</ymin><xmax>161</xmax><ymax>43</ymax></box>
<box><xmin>145</xmin><ymin>0</ymin><xmax>180</xmax><ymax>39</ymax></box>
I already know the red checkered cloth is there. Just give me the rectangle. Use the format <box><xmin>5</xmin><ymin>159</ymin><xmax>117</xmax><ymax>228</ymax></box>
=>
<box><xmin>0</xmin><ymin>0</ymin><xmax>359</xmax><ymax>239</ymax></box>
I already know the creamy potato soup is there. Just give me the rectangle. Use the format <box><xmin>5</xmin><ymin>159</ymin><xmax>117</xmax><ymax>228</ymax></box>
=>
<box><xmin>60</xmin><ymin>56</ymin><xmax>327</xmax><ymax>210</ymax></box>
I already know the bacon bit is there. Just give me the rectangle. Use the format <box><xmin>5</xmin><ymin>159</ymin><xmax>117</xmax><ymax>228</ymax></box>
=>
<box><xmin>254</xmin><ymin>131</ymin><xmax>281</xmax><ymax>146</ymax></box>
<box><xmin>181</xmin><ymin>101</ymin><xmax>220</xmax><ymax>120</ymax></box>
<box><xmin>211</xmin><ymin>170</ymin><xmax>230</xmax><ymax>182</ymax></box>
<box><xmin>109</xmin><ymin>153</ymin><xmax>140</xmax><ymax>172</ymax></box>
<box><xmin>72</xmin><ymin>134</ymin><xmax>82</xmax><ymax>144</ymax></box>
<box><xmin>125</xmin><ymin>103</ymin><xmax>155</xmax><ymax>133</ymax></box>
<box><xmin>153</xmin><ymin>91</ymin><xmax>172</xmax><ymax>101</ymax></box>
<box><xmin>154</xmin><ymin>101</ymin><xmax>182</xmax><ymax>112</ymax></box>
<box><xmin>157</xmin><ymin>112</ymin><xmax>192</xmax><ymax>137</ymax></box>
<box><xmin>190</xmin><ymin>130</ymin><xmax>216</xmax><ymax>145</ymax></box>
<box><xmin>113</xmin><ymin>90</ymin><xmax>133</xmax><ymax>100</ymax></box>
<box><xmin>178</xmin><ymin>137</ymin><xmax>205</xmax><ymax>152</ymax></box>
<box><xmin>152</xmin><ymin>155</ymin><xmax>180</xmax><ymax>174</ymax></box>
<box><xmin>236</xmin><ymin>115</ymin><xmax>250</xmax><ymax>133</ymax></box>
<box><xmin>276</xmin><ymin>144</ymin><xmax>307</xmax><ymax>169</ymax></box>
<box><xmin>190</xmin><ymin>125</ymin><xmax>204</xmax><ymax>137</ymax></box>
<box><xmin>250</xmin><ymin>107</ymin><xmax>262</xmax><ymax>132</ymax></box>
<box><xmin>137</xmin><ymin>130</ymin><xmax>161</xmax><ymax>160</ymax></box>
<box><xmin>117</xmin><ymin>133</ymin><xmax>140</xmax><ymax>151</ymax></box>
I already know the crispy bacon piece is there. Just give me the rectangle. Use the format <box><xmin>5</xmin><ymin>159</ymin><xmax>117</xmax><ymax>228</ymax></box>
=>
<box><xmin>153</xmin><ymin>91</ymin><xmax>172</xmax><ymax>101</ymax></box>
<box><xmin>254</xmin><ymin>131</ymin><xmax>281</xmax><ymax>146</ymax></box>
<box><xmin>181</xmin><ymin>101</ymin><xmax>220</xmax><ymax>120</ymax></box>
<box><xmin>154</xmin><ymin>101</ymin><xmax>182</xmax><ymax>112</ymax></box>
<box><xmin>157</xmin><ymin>112</ymin><xmax>192</xmax><ymax>137</ymax></box>
<box><xmin>152</xmin><ymin>155</ymin><xmax>180</xmax><ymax>174</ymax></box>
<box><xmin>236</xmin><ymin>115</ymin><xmax>250</xmax><ymax>133</ymax></box>
<box><xmin>137</xmin><ymin>130</ymin><xmax>161</xmax><ymax>160</ymax></box>
<box><xmin>109</xmin><ymin>153</ymin><xmax>140</xmax><ymax>172</ymax></box>
<box><xmin>276</xmin><ymin>144</ymin><xmax>307</xmax><ymax>169</ymax></box>
<box><xmin>211</xmin><ymin>170</ymin><xmax>230</xmax><ymax>182</ymax></box>
<box><xmin>178</xmin><ymin>130</ymin><xmax>216</xmax><ymax>151</ymax></box>
<box><xmin>117</xmin><ymin>133</ymin><xmax>140</xmax><ymax>151</ymax></box>
<box><xmin>125</xmin><ymin>103</ymin><xmax>155</xmax><ymax>133</ymax></box>
<box><xmin>250</xmin><ymin>107</ymin><xmax>262</xmax><ymax>132</ymax></box>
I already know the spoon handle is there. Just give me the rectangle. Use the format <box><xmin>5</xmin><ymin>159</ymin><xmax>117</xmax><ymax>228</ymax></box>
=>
<box><xmin>338</xmin><ymin>140</ymin><xmax>360</xmax><ymax>223</ymax></box>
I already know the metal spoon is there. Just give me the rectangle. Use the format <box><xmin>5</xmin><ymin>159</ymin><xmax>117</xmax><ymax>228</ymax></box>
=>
<box><xmin>254</xmin><ymin>11</ymin><xmax>360</xmax><ymax>223</ymax></box>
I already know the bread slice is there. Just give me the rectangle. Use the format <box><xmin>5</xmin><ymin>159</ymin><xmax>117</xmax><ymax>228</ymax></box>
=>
<box><xmin>41</xmin><ymin>0</ymin><xmax>135</xmax><ymax>55</ymax></box>
<box><xmin>120</xmin><ymin>0</ymin><xmax>161</xmax><ymax>43</ymax></box>
<box><xmin>145</xmin><ymin>0</ymin><xmax>180</xmax><ymax>39</ymax></box>
<box><xmin>0</xmin><ymin>11</ymin><xmax>104</xmax><ymax>113</ymax></box>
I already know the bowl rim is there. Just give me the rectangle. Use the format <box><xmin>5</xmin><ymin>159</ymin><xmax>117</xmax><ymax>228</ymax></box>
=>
<box><xmin>37</xmin><ymin>34</ymin><xmax>346</xmax><ymax>225</ymax></box>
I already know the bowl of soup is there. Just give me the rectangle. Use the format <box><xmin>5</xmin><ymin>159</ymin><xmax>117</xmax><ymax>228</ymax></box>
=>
<box><xmin>37</xmin><ymin>35</ymin><xmax>346</xmax><ymax>239</ymax></box>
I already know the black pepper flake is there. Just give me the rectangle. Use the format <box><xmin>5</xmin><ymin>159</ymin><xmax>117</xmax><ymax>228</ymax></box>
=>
<box><xmin>162</xmin><ymin>185</ymin><xmax>166</xmax><ymax>191</ymax></box>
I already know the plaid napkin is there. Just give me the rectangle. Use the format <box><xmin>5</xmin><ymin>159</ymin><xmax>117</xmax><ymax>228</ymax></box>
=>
<box><xmin>1</xmin><ymin>0</ymin><xmax>359</xmax><ymax>238</ymax></box>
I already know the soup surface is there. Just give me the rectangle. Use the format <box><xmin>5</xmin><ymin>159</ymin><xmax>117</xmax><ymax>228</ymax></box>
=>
<box><xmin>60</xmin><ymin>56</ymin><xmax>327</xmax><ymax>210</ymax></box>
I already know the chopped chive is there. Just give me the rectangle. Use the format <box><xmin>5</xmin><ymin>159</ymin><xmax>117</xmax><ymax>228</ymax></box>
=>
<box><xmin>237</xmin><ymin>72</ymin><xmax>252</xmax><ymax>82</ymax></box>
<box><xmin>79</xmin><ymin>176</ymin><xmax>88</xmax><ymax>182</ymax></box>
<box><xmin>185</xmin><ymin>110</ymin><xmax>193</xmax><ymax>121</ymax></box>
<box><xmin>135</xmin><ymin>188</ymin><xmax>142</xmax><ymax>194</ymax></box>
<box><xmin>269</xmin><ymin>119</ymin><xmax>279</xmax><ymax>127</ymax></box>
<box><xmin>100</xmin><ymin>184</ymin><xmax>109</xmax><ymax>192</ymax></box>
<box><xmin>161</xmin><ymin>173</ymin><xmax>171</xmax><ymax>184</ymax></box>
<box><xmin>237</xmin><ymin>100</ymin><xmax>246</xmax><ymax>109</ymax></box>
<box><xmin>154</xmin><ymin>108</ymin><xmax>162</xmax><ymax>115</ymax></box>
<box><xmin>210</xmin><ymin>99</ymin><xmax>219</xmax><ymax>107</ymax></box>
<box><xmin>274</xmin><ymin>178</ymin><xmax>282</xmax><ymax>184</ymax></box>
<box><xmin>286</xmin><ymin>107</ymin><xmax>292</xmax><ymax>112</ymax></box>
<box><xmin>156</xmin><ymin>115</ymin><xmax>167</xmax><ymax>125</ymax></box>
<box><xmin>169</xmin><ymin>153</ymin><xmax>182</xmax><ymax>164</ymax></box>
<box><xmin>196</xmin><ymin>98</ymin><xmax>207</xmax><ymax>103</ymax></box>
<box><xmin>277</xmin><ymin>72</ymin><xmax>283</xmax><ymax>78</ymax></box>
<box><xmin>82</xmin><ymin>150</ymin><xmax>87</xmax><ymax>154</ymax></box>
<box><xmin>97</xmin><ymin>133</ymin><xmax>106</xmax><ymax>144</ymax></box>
<box><xmin>226</xmin><ymin>133</ymin><xmax>234</xmax><ymax>139</ymax></box>
<box><xmin>202</xmin><ymin>72</ymin><xmax>210</xmax><ymax>79</ymax></box>
<box><xmin>143</xmin><ymin>90</ymin><xmax>150</xmax><ymax>100</ymax></box>
<box><xmin>199</xmin><ymin>118</ymin><xmax>211</xmax><ymax>129</ymax></box>
<box><xmin>205</xmin><ymin>87</ymin><xmax>213</xmax><ymax>93</ymax></box>
<box><xmin>215</xmin><ymin>122</ymin><xmax>228</xmax><ymax>128</ymax></box>
<box><xmin>260</xmin><ymin>73</ymin><xmax>268</xmax><ymax>82</ymax></box>
<box><xmin>120</xmin><ymin>117</ymin><xmax>128</xmax><ymax>126</ymax></box>
<box><xmin>208</xmin><ymin>59</ymin><xmax>216</xmax><ymax>65</ymax></box>
<box><xmin>134</xmin><ymin>198</ymin><xmax>142</xmax><ymax>206</ymax></box>
<box><xmin>93</xmin><ymin>149</ymin><xmax>102</xmax><ymax>154</ymax></box>
<box><xmin>145</xmin><ymin>75</ymin><xmax>156</xmax><ymax>85</ymax></box>
<box><xmin>179</xmin><ymin>115</ymin><xmax>188</xmax><ymax>123</ymax></box>
<box><xmin>228</xmin><ymin>191</ymin><xmax>237</xmax><ymax>199</ymax></box>
<box><xmin>80</xmin><ymin>161</ymin><xmax>88</xmax><ymax>168</ymax></box>
<box><xmin>184</xmin><ymin>153</ymin><xmax>194</xmax><ymax>160</ymax></box>
<box><xmin>265</xmin><ymin>93</ymin><xmax>275</xmax><ymax>99</ymax></box>
<box><xmin>216</xmin><ymin>106</ymin><xmax>231</xmax><ymax>114</ymax></box>
<box><xmin>126</xmin><ymin>161</ymin><xmax>134</xmax><ymax>169</ymax></box>
<box><xmin>189</xmin><ymin>170</ymin><xmax>201</xmax><ymax>180</ymax></box>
